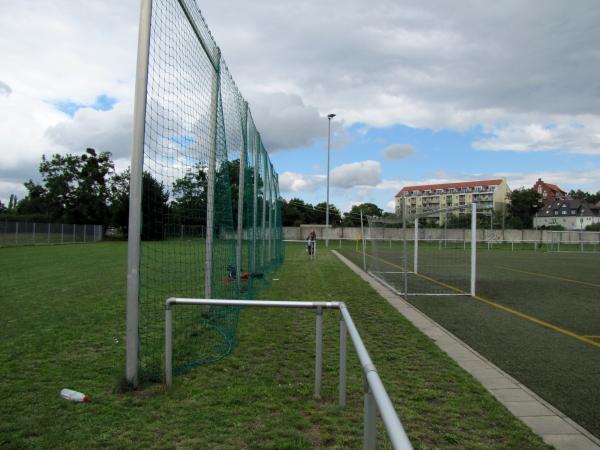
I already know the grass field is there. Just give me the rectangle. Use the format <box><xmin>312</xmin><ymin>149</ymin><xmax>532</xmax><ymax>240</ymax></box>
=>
<box><xmin>339</xmin><ymin>240</ymin><xmax>600</xmax><ymax>439</ymax></box>
<box><xmin>0</xmin><ymin>241</ymin><xmax>551</xmax><ymax>448</ymax></box>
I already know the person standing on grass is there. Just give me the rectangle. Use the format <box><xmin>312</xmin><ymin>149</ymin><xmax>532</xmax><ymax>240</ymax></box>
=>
<box><xmin>307</xmin><ymin>230</ymin><xmax>316</xmax><ymax>256</ymax></box>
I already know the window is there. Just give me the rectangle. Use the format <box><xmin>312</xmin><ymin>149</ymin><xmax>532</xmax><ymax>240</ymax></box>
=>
<box><xmin>554</xmin><ymin>210</ymin><xmax>558</xmax><ymax>216</ymax></box>
<box><xmin>562</xmin><ymin>210</ymin><xmax>567</xmax><ymax>215</ymax></box>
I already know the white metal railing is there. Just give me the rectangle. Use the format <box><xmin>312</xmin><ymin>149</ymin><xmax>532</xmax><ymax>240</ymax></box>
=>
<box><xmin>165</xmin><ymin>298</ymin><xmax>413</xmax><ymax>450</ymax></box>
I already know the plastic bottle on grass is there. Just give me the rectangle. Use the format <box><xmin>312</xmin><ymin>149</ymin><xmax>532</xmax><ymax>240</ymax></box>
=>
<box><xmin>60</xmin><ymin>388</ymin><xmax>89</xmax><ymax>402</ymax></box>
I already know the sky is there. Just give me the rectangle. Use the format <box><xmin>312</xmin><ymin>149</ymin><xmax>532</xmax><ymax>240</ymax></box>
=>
<box><xmin>1</xmin><ymin>0</ymin><xmax>600</xmax><ymax>212</ymax></box>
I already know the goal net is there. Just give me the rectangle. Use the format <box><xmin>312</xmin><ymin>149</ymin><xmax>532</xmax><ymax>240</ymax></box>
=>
<box><xmin>547</xmin><ymin>230</ymin><xmax>600</xmax><ymax>253</ymax></box>
<box><xmin>367</xmin><ymin>202</ymin><xmax>477</xmax><ymax>297</ymax></box>
<box><xmin>126</xmin><ymin>0</ymin><xmax>283</xmax><ymax>385</ymax></box>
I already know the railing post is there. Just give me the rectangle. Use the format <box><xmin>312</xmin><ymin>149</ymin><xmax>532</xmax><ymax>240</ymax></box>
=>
<box><xmin>315</xmin><ymin>306</ymin><xmax>323</xmax><ymax>398</ymax></box>
<box><xmin>363</xmin><ymin>380</ymin><xmax>376</xmax><ymax>450</ymax></box>
<box><xmin>339</xmin><ymin>316</ymin><xmax>347</xmax><ymax>407</ymax></box>
<box><xmin>165</xmin><ymin>302</ymin><xmax>173</xmax><ymax>387</ymax></box>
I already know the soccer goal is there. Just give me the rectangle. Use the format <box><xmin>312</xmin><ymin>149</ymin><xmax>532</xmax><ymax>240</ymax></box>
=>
<box><xmin>546</xmin><ymin>230</ymin><xmax>600</xmax><ymax>253</ymax></box>
<box><xmin>367</xmin><ymin>202</ymin><xmax>478</xmax><ymax>297</ymax></box>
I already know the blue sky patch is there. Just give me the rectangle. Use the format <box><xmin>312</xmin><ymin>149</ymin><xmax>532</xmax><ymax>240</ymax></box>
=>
<box><xmin>51</xmin><ymin>94</ymin><xmax>118</xmax><ymax>117</ymax></box>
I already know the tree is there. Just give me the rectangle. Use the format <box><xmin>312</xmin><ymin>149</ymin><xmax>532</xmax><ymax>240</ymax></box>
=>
<box><xmin>568</xmin><ymin>189</ymin><xmax>600</xmax><ymax>204</ymax></box>
<box><xmin>313</xmin><ymin>202</ymin><xmax>342</xmax><ymax>226</ymax></box>
<box><xmin>171</xmin><ymin>166</ymin><xmax>208</xmax><ymax>227</ymax></box>
<box><xmin>506</xmin><ymin>188</ymin><xmax>541</xmax><ymax>229</ymax></box>
<box><xmin>18</xmin><ymin>148</ymin><xmax>114</xmax><ymax>225</ymax></box>
<box><xmin>342</xmin><ymin>203</ymin><xmax>383</xmax><ymax>226</ymax></box>
<box><xmin>281</xmin><ymin>198</ymin><xmax>310</xmax><ymax>226</ymax></box>
<box><xmin>109</xmin><ymin>169</ymin><xmax>169</xmax><ymax>240</ymax></box>
<box><xmin>0</xmin><ymin>199</ymin><xmax>6</xmax><ymax>213</ymax></box>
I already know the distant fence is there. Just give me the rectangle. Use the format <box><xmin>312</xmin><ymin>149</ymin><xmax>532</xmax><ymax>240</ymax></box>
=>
<box><xmin>0</xmin><ymin>222</ymin><xmax>103</xmax><ymax>247</ymax></box>
<box><xmin>285</xmin><ymin>226</ymin><xmax>600</xmax><ymax>244</ymax></box>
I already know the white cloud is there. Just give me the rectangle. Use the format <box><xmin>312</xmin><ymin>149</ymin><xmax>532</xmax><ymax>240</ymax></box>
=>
<box><xmin>382</xmin><ymin>144</ymin><xmax>416</xmax><ymax>160</ymax></box>
<box><xmin>330</xmin><ymin>160</ymin><xmax>382</xmax><ymax>188</ymax></box>
<box><xmin>278</xmin><ymin>171</ymin><xmax>324</xmax><ymax>193</ymax></box>
<box><xmin>248</xmin><ymin>92</ymin><xmax>343</xmax><ymax>151</ymax></box>
<box><xmin>45</xmin><ymin>101</ymin><xmax>133</xmax><ymax>160</ymax></box>
<box><xmin>474</xmin><ymin>118</ymin><xmax>600</xmax><ymax>155</ymax></box>
<box><xmin>496</xmin><ymin>169</ymin><xmax>600</xmax><ymax>192</ymax></box>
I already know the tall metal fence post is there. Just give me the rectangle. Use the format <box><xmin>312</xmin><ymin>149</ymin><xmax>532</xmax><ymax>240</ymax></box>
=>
<box><xmin>339</xmin><ymin>316</ymin><xmax>347</xmax><ymax>407</ymax></box>
<box><xmin>126</xmin><ymin>0</ymin><xmax>153</xmax><ymax>388</ymax></box>
<box><xmin>61</xmin><ymin>224</ymin><xmax>64</xmax><ymax>244</ymax></box>
<box><xmin>15</xmin><ymin>221</ymin><xmax>18</xmax><ymax>245</ymax></box>
<box><xmin>33</xmin><ymin>223</ymin><xmax>36</xmax><ymax>244</ymax></box>
<box><xmin>360</xmin><ymin>210</ymin><xmax>367</xmax><ymax>271</ymax></box>
<box><xmin>236</xmin><ymin>100</ymin><xmax>248</xmax><ymax>292</ymax></box>
<box><xmin>414</xmin><ymin>217</ymin><xmax>419</xmax><ymax>274</ymax></box>
<box><xmin>402</xmin><ymin>198</ymin><xmax>408</xmax><ymax>295</ymax></box>
<box><xmin>364</xmin><ymin>380</ymin><xmax>377</xmax><ymax>450</ymax></box>
<box><xmin>315</xmin><ymin>306</ymin><xmax>323</xmax><ymax>398</ymax></box>
<box><xmin>252</xmin><ymin>131</ymin><xmax>259</xmax><ymax>275</ymax></box>
<box><xmin>261</xmin><ymin>147</ymin><xmax>267</xmax><ymax>270</ymax></box>
<box><xmin>471</xmin><ymin>202</ymin><xmax>477</xmax><ymax>296</ymax></box>
<box><xmin>204</xmin><ymin>46</ymin><xmax>221</xmax><ymax>300</ymax></box>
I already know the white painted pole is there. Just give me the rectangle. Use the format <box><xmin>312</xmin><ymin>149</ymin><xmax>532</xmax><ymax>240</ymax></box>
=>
<box><xmin>165</xmin><ymin>305</ymin><xmax>172</xmax><ymax>387</ymax></box>
<box><xmin>204</xmin><ymin>46</ymin><xmax>221</xmax><ymax>300</ymax></box>
<box><xmin>315</xmin><ymin>306</ymin><xmax>323</xmax><ymax>398</ymax></box>
<box><xmin>339</xmin><ymin>317</ymin><xmax>347</xmax><ymax>407</ymax></box>
<box><xmin>364</xmin><ymin>382</ymin><xmax>377</xmax><ymax>450</ymax></box>
<box><xmin>471</xmin><ymin>202</ymin><xmax>477</xmax><ymax>296</ymax></box>
<box><xmin>126</xmin><ymin>0</ymin><xmax>153</xmax><ymax>388</ymax></box>
<box><xmin>236</xmin><ymin>101</ymin><xmax>248</xmax><ymax>290</ymax></box>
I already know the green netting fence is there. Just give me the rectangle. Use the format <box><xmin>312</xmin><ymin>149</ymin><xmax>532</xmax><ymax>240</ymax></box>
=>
<box><xmin>127</xmin><ymin>0</ymin><xmax>283</xmax><ymax>384</ymax></box>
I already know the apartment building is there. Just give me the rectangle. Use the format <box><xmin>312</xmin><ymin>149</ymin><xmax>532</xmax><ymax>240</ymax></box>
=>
<box><xmin>394</xmin><ymin>179</ymin><xmax>510</xmax><ymax>223</ymax></box>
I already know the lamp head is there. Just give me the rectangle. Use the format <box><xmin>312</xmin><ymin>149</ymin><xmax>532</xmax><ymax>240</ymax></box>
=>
<box><xmin>327</xmin><ymin>113</ymin><xmax>336</xmax><ymax>119</ymax></box>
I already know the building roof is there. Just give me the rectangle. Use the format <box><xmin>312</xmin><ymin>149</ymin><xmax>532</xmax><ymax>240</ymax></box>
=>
<box><xmin>534</xmin><ymin>178</ymin><xmax>566</xmax><ymax>195</ymax></box>
<box><xmin>536</xmin><ymin>199</ymin><xmax>599</xmax><ymax>217</ymax></box>
<box><xmin>544</xmin><ymin>183</ymin><xmax>564</xmax><ymax>193</ymax></box>
<box><xmin>395</xmin><ymin>179</ymin><xmax>503</xmax><ymax>197</ymax></box>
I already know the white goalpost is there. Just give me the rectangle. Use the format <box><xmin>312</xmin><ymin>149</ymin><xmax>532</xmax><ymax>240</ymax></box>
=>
<box><xmin>366</xmin><ymin>202</ymin><xmax>478</xmax><ymax>298</ymax></box>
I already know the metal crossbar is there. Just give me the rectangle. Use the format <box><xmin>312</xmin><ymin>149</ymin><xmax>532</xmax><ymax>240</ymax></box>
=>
<box><xmin>165</xmin><ymin>298</ymin><xmax>413</xmax><ymax>450</ymax></box>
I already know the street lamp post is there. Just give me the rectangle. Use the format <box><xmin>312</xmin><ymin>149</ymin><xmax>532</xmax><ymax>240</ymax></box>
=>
<box><xmin>326</xmin><ymin>113</ymin><xmax>336</xmax><ymax>247</ymax></box>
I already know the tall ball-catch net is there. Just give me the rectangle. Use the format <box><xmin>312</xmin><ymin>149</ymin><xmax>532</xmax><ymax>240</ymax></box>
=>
<box><xmin>127</xmin><ymin>0</ymin><xmax>283</xmax><ymax>383</ymax></box>
<box><xmin>367</xmin><ymin>202</ymin><xmax>475</xmax><ymax>297</ymax></box>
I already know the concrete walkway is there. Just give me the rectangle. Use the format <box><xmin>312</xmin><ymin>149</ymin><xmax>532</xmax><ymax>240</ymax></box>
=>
<box><xmin>333</xmin><ymin>250</ymin><xmax>600</xmax><ymax>450</ymax></box>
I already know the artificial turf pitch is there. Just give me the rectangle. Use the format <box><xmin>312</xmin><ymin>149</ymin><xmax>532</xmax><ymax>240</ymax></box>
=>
<box><xmin>0</xmin><ymin>241</ymin><xmax>551</xmax><ymax>448</ymax></box>
<box><xmin>339</xmin><ymin>240</ymin><xmax>600</xmax><ymax>440</ymax></box>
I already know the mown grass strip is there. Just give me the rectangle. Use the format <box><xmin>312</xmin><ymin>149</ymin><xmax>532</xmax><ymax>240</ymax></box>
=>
<box><xmin>0</xmin><ymin>242</ymin><xmax>550</xmax><ymax>448</ymax></box>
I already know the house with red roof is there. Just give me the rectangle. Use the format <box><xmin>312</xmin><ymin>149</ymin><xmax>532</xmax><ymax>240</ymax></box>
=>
<box><xmin>533</xmin><ymin>178</ymin><xmax>566</xmax><ymax>205</ymax></box>
<box><xmin>394</xmin><ymin>178</ymin><xmax>510</xmax><ymax>223</ymax></box>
